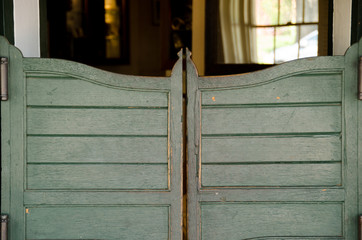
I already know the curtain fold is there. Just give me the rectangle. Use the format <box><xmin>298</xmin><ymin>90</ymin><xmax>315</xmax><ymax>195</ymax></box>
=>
<box><xmin>219</xmin><ymin>0</ymin><xmax>257</xmax><ymax>63</ymax></box>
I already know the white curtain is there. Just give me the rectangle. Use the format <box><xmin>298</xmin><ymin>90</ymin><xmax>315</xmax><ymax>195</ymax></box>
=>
<box><xmin>219</xmin><ymin>0</ymin><xmax>257</xmax><ymax>63</ymax></box>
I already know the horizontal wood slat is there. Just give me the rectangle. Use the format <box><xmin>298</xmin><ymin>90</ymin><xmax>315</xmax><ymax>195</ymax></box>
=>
<box><xmin>202</xmin><ymin>163</ymin><xmax>341</xmax><ymax>187</ymax></box>
<box><xmin>197</xmin><ymin>57</ymin><xmax>344</xmax><ymax>89</ymax></box>
<box><xmin>27</xmin><ymin>108</ymin><xmax>168</xmax><ymax>135</ymax></box>
<box><xmin>24</xmin><ymin>191</ymin><xmax>173</xmax><ymax>205</ymax></box>
<box><xmin>202</xmin><ymin>106</ymin><xmax>341</xmax><ymax>135</ymax></box>
<box><xmin>201</xmin><ymin>73</ymin><xmax>342</xmax><ymax>105</ymax></box>
<box><xmin>202</xmin><ymin>135</ymin><xmax>341</xmax><ymax>163</ymax></box>
<box><xmin>24</xmin><ymin>58</ymin><xmax>171</xmax><ymax>90</ymax></box>
<box><xmin>201</xmin><ymin>203</ymin><xmax>342</xmax><ymax>240</ymax></box>
<box><xmin>27</xmin><ymin>136</ymin><xmax>167</xmax><ymax>163</ymax></box>
<box><xmin>27</xmin><ymin>78</ymin><xmax>168</xmax><ymax>107</ymax></box>
<box><xmin>27</xmin><ymin>164</ymin><xmax>168</xmax><ymax>190</ymax></box>
<box><xmin>198</xmin><ymin>188</ymin><xmax>345</xmax><ymax>202</ymax></box>
<box><xmin>26</xmin><ymin>206</ymin><xmax>169</xmax><ymax>239</ymax></box>
<box><xmin>23</xmin><ymin>188</ymin><xmax>344</xmax><ymax>205</ymax></box>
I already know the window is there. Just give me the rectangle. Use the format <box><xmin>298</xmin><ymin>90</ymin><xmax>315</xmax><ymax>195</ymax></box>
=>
<box><xmin>254</xmin><ymin>0</ymin><xmax>318</xmax><ymax>64</ymax></box>
<box><xmin>205</xmin><ymin>0</ymin><xmax>327</xmax><ymax>75</ymax></box>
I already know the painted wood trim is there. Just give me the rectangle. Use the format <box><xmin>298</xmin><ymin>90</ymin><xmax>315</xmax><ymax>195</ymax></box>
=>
<box><xmin>187</xmin><ymin>40</ymin><xmax>361</xmax><ymax>240</ymax></box>
<box><xmin>169</xmin><ymin>50</ymin><xmax>184</xmax><ymax>240</ymax></box>
<box><xmin>0</xmin><ymin>36</ymin><xmax>11</xmax><ymax>218</ymax></box>
<box><xmin>23</xmin><ymin>58</ymin><xmax>171</xmax><ymax>91</ymax></box>
<box><xmin>198</xmin><ymin>188</ymin><xmax>345</xmax><ymax>202</ymax></box>
<box><xmin>8</xmin><ymin>39</ymin><xmax>26</xmax><ymax>240</ymax></box>
<box><xmin>24</xmin><ymin>191</ymin><xmax>174</xmax><ymax>205</ymax></box>
<box><xmin>0</xmin><ymin>36</ymin><xmax>184</xmax><ymax>240</ymax></box>
<box><xmin>187</xmin><ymin>49</ymin><xmax>202</xmax><ymax>240</ymax></box>
<box><xmin>342</xmin><ymin>39</ymin><xmax>360</xmax><ymax>239</ymax></box>
<box><xmin>198</xmin><ymin>56</ymin><xmax>345</xmax><ymax>89</ymax></box>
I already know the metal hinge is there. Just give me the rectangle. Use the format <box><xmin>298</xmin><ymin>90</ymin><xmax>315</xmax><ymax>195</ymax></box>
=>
<box><xmin>359</xmin><ymin>57</ymin><xmax>362</xmax><ymax>100</ymax></box>
<box><xmin>195</xmin><ymin>143</ymin><xmax>200</xmax><ymax>179</ymax></box>
<box><xmin>0</xmin><ymin>57</ymin><xmax>8</xmax><ymax>101</ymax></box>
<box><xmin>1</xmin><ymin>215</ymin><xmax>9</xmax><ymax>240</ymax></box>
<box><xmin>359</xmin><ymin>215</ymin><xmax>362</xmax><ymax>240</ymax></box>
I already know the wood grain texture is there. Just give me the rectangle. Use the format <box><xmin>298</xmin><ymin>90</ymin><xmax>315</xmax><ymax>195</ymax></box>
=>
<box><xmin>27</xmin><ymin>77</ymin><xmax>168</xmax><ymax>107</ymax></box>
<box><xmin>24</xmin><ymin>191</ymin><xmax>174</xmax><ymax>205</ymax></box>
<box><xmin>202</xmin><ymin>135</ymin><xmax>341</xmax><ymax>163</ymax></box>
<box><xmin>201</xmin><ymin>203</ymin><xmax>343</xmax><ymax>240</ymax></box>
<box><xmin>0</xmin><ymin>36</ymin><xmax>11</xmax><ymax>219</ymax></box>
<box><xmin>202</xmin><ymin>106</ymin><xmax>341</xmax><ymax>135</ymax></box>
<box><xmin>23</xmin><ymin>59</ymin><xmax>171</xmax><ymax>90</ymax></box>
<box><xmin>26</xmin><ymin>206</ymin><xmax>169</xmax><ymax>239</ymax></box>
<box><xmin>27</xmin><ymin>164</ymin><xmax>168</xmax><ymax>190</ymax></box>
<box><xmin>198</xmin><ymin>56</ymin><xmax>344</xmax><ymax>89</ymax></box>
<box><xmin>0</xmin><ymin>36</ymin><xmax>184</xmax><ymax>240</ymax></box>
<box><xmin>198</xmin><ymin>188</ymin><xmax>345</xmax><ymax>202</ymax></box>
<box><xmin>27</xmin><ymin>136</ymin><xmax>167</xmax><ymax>163</ymax></box>
<box><xmin>186</xmin><ymin>44</ymin><xmax>358</xmax><ymax>240</ymax></box>
<box><xmin>202</xmin><ymin>163</ymin><xmax>341</xmax><ymax>187</ymax></box>
<box><xmin>8</xmin><ymin>42</ymin><xmax>26</xmax><ymax>239</ymax></box>
<box><xmin>168</xmin><ymin>50</ymin><xmax>184</xmax><ymax>240</ymax></box>
<box><xmin>186</xmin><ymin>50</ymin><xmax>202</xmax><ymax>240</ymax></box>
<box><xmin>343</xmin><ymin>41</ymin><xmax>359</xmax><ymax>239</ymax></box>
<box><xmin>27</xmin><ymin>108</ymin><xmax>168</xmax><ymax>135</ymax></box>
<box><xmin>202</xmin><ymin>73</ymin><xmax>342</xmax><ymax>105</ymax></box>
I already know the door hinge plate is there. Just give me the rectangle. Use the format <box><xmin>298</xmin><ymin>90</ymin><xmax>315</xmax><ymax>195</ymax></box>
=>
<box><xmin>359</xmin><ymin>57</ymin><xmax>362</xmax><ymax>100</ymax></box>
<box><xmin>0</xmin><ymin>57</ymin><xmax>8</xmax><ymax>101</ymax></box>
<box><xmin>1</xmin><ymin>215</ymin><xmax>9</xmax><ymax>240</ymax></box>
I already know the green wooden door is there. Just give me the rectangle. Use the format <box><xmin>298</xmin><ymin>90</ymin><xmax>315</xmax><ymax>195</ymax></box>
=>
<box><xmin>187</xmin><ymin>41</ymin><xmax>360</xmax><ymax>239</ymax></box>
<box><xmin>0</xmin><ymin>37</ymin><xmax>183</xmax><ymax>239</ymax></box>
<box><xmin>2</xmin><ymin>35</ymin><xmax>362</xmax><ymax>240</ymax></box>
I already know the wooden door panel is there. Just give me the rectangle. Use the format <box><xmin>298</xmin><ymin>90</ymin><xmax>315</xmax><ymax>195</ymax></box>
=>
<box><xmin>26</xmin><ymin>206</ymin><xmax>169</xmax><ymax>239</ymax></box>
<box><xmin>26</xmin><ymin>75</ymin><xmax>169</xmax><ymax>107</ymax></box>
<box><xmin>201</xmin><ymin>203</ymin><xmax>343</xmax><ymax>240</ymax></box>
<box><xmin>27</xmin><ymin>164</ymin><xmax>168</xmax><ymax>190</ymax></box>
<box><xmin>27</xmin><ymin>136</ymin><xmax>168</xmax><ymax>163</ymax></box>
<box><xmin>202</xmin><ymin>106</ymin><xmax>341</xmax><ymax>134</ymax></box>
<box><xmin>0</xmin><ymin>37</ymin><xmax>183</xmax><ymax>240</ymax></box>
<box><xmin>201</xmin><ymin>72</ymin><xmax>342</xmax><ymax>105</ymax></box>
<box><xmin>187</xmin><ymin>42</ymin><xmax>359</xmax><ymax>239</ymax></box>
<box><xmin>202</xmin><ymin>163</ymin><xmax>341</xmax><ymax>187</ymax></box>
<box><xmin>202</xmin><ymin>136</ymin><xmax>341</xmax><ymax>163</ymax></box>
<box><xmin>27</xmin><ymin>108</ymin><xmax>168</xmax><ymax>135</ymax></box>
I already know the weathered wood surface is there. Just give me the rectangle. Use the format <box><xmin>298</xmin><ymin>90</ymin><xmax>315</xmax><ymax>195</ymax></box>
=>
<box><xmin>27</xmin><ymin>76</ymin><xmax>169</xmax><ymax>107</ymax></box>
<box><xmin>27</xmin><ymin>164</ymin><xmax>168</xmax><ymax>190</ymax></box>
<box><xmin>201</xmin><ymin>203</ymin><xmax>342</xmax><ymax>240</ymax></box>
<box><xmin>1</xmin><ymin>36</ymin><xmax>26</xmax><ymax>240</ymax></box>
<box><xmin>202</xmin><ymin>73</ymin><xmax>342</xmax><ymax>105</ymax></box>
<box><xmin>28</xmin><ymin>136</ymin><xmax>167</xmax><ymax>163</ymax></box>
<box><xmin>187</xmin><ymin>40</ymin><xmax>359</xmax><ymax>239</ymax></box>
<box><xmin>23</xmin><ymin>58</ymin><xmax>171</xmax><ymax>90</ymax></box>
<box><xmin>0</xmin><ymin>36</ymin><xmax>183</xmax><ymax>239</ymax></box>
<box><xmin>202</xmin><ymin>106</ymin><xmax>341</xmax><ymax>135</ymax></box>
<box><xmin>202</xmin><ymin>135</ymin><xmax>341</xmax><ymax>163</ymax></box>
<box><xmin>27</xmin><ymin>108</ymin><xmax>168</xmax><ymax>135</ymax></box>
<box><xmin>202</xmin><ymin>163</ymin><xmax>341</xmax><ymax>187</ymax></box>
<box><xmin>26</xmin><ymin>206</ymin><xmax>169</xmax><ymax>239</ymax></box>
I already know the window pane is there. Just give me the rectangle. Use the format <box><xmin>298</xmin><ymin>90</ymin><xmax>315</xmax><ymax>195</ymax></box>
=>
<box><xmin>279</xmin><ymin>0</ymin><xmax>294</xmax><ymax>25</ymax></box>
<box><xmin>305</xmin><ymin>0</ymin><xmax>318</xmax><ymax>22</ymax></box>
<box><xmin>254</xmin><ymin>0</ymin><xmax>278</xmax><ymax>25</ymax></box>
<box><xmin>274</xmin><ymin>26</ymin><xmax>298</xmax><ymax>63</ymax></box>
<box><xmin>256</xmin><ymin>27</ymin><xmax>275</xmax><ymax>64</ymax></box>
<box><xmin>295</xmin><ymin>0</ymin><xmax>304</xmax><ymax>23</ymax></box>
<box><xmin>299</xmin><ymin>25</ymin><xmax>318</xmax><ymax>58</ymax></box>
